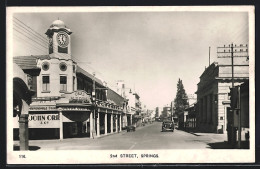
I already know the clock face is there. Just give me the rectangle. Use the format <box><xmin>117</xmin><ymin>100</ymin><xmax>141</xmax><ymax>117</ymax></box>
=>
<box><xmin>56</xmin><ymin>31</ymin><xmax>69</xmax><ymax>48</ymax></box>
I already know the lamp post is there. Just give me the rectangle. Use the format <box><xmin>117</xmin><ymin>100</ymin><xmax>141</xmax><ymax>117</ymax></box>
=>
<box><xmin>124</xmin><ymin>89</ymin><xmax>132</xmax><ymax>127</ymax></box>
<box><xmin>92</xmin><ymin>72</ymin><xmax>96</xmax><ymax>138</ymax></box>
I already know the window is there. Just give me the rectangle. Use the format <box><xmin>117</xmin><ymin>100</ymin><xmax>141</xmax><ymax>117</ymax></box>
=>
<box><xmin>59</xmin><ymin>62</ymin><xmax>67</xmax><ymax>71</ymax></box>
<box><xmin>73</xmin><ymin>76</ymin><xmax>76</xmax><ymax>91</ymax></box>
<box><xmin>73</xmin><ymin>65</ymin><xmax>76</xmax><ymax>73</ymax></box>
<box><xmin>42</xmin><ymin>62</ymin><xmax>50</xmax><ymax>71</ymax></box>
<box><xmin>60</xmin><ymin>76</ymin><xmax>67</xmax><ymax>92</ymax></box>
<box><xmin>42</xmin><ymin>75</ymin><xmax>50</xmax><ymax>91</ymax></box>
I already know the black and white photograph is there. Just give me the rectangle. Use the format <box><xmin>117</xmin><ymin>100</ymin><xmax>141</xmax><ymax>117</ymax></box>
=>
<box><xmin>6</xmin><ymin>6</ymin><xmax>255</xmax><ymax>164</ymax></box>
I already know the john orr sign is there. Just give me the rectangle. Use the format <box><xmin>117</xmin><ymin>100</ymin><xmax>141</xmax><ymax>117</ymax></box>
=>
<box><xmin>28</xmin><ymin>114</ymin><xmax>60</xmax><ymax>128</ymax></box>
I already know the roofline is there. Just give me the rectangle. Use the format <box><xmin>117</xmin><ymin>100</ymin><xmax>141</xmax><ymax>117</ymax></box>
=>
<box><xmin>199</xmin><ymin>62</ymin><xmax>218</xmax><ymax>78</ymax></box>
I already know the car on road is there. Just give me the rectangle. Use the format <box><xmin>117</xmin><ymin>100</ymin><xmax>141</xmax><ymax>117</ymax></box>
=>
<box><xmin>126</xmin><ymin>125</ymin><xmax>136</xmax><ymax>132</ymax></box>
<box><xmin>162</xmin><ymin>121</ymin><xmax>174</xmax><ymax>132</ymax></box>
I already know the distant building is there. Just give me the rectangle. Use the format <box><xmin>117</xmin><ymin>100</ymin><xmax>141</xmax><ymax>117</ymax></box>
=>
<box><xmin>155</xmin><ymin>107</ymin><xmax>162</xmax><ymax>118</ymax></box>
<box><xmin>162</xmin><ymin>106</ymin><xmax>171</xmax><ymax>120</ymax></box>
<box><xmin>115</xmin><ymin>81</ymin><xmax>136</xmax><ymax>128</ymax></box>
<box><xmin>196</xmin><ymin>59</ymin><xmax>249</xmax><ymax>133</ymax></box>
<box><xmin>178</xmin><ymin>103</ymin><xmax>197</xmax><ymax>130</ymax></box>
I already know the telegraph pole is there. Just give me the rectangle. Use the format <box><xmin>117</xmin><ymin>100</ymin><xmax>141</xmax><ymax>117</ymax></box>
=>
<box><xmin>217</xmin><ymin>43</ymin><xmax>248</xmax><ymax>148</ymax></box>
<box><xmin>92</xmin><ymin>72</ymin><xmax>96</xmax><ymax>138</ymax></box>
<box><xmin>209</xmin><ymin>46</ymin><xmax>211</xmax><ymax>66</ymax></box>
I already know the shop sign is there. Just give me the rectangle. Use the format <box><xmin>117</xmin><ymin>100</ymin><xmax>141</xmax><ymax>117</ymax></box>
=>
<box><xmin>29</xmin><ymin>106</ymin><xmax>57</xmax><ymax>111</ymax></box>
<box><xmin>28</xmin><ymin>114</ymin><xmax>60</xmax><ymax>128</ymax></box>
<box><xmin>63</xmin><ymin>90</ymin><xmax>92</xmax><ymax>103</ymax></box>
<box><xmin>61</xmin><ymin>107</ymin><xmax>90</xmax><ymax>111</ymax></box>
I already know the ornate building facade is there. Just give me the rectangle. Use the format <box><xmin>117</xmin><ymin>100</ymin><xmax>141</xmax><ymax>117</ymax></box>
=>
<box><xmin>13</xmin><ymin>19</ymin><xmax>128</xmax><ymax>140</ymax></box>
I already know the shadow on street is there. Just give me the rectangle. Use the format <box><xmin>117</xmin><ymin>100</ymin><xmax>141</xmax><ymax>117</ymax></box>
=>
<box><xmin>207</xmin><ymin>141</ymin><xmax>249</xmax><ymax>149</ymax></box>
<box><xmin>13</xmin><ymin>145</ymin><xmax>41</xmax><ymax>151</ymax></box>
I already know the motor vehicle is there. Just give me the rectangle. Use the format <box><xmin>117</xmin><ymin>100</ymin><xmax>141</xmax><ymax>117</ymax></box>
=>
<box><xmin>126</xmin><ymin>125</ymin><xmax>136</xmax><ymax>132</ymax></box>
<box><xmin>162</xmin><ymin>121</ymin><xmax>174</xmax><ymax>132</ymax></box>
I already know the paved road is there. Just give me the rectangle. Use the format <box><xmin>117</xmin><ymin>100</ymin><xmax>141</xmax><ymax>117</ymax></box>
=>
<box><xmin>14</xmin><ymin>122</ymin><xmax>227</xmax><ymax>150</ymax></box>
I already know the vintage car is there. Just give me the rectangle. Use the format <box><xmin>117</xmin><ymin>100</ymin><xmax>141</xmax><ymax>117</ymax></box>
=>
<box><xmin>162</xmin><ymin>121</ymin><xmax>174</xmax><ymax>132</ymax></box>
<box><xmin>126</xmin><ymin>125</ymin><xmax>136</xmax><ymax>132</ymax></box>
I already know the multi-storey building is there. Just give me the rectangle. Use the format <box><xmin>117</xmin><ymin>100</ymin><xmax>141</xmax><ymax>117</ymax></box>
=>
<box><xmin>196</xmin><ymin>57</ymin><xmax>249</xmax><ymax>133</ymax></box>
<box><xmin>114</xmin><ymin>81</ymin><xmax>134</xmax><ymax>128</ymax></box>
<box><xmin>13</xmin><ymin>19</ymin><xmax>125</xmax><ymax>140</ymax></box>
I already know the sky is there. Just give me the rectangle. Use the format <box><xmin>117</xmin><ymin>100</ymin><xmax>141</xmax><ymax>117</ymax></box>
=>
<box><xmin>12</xmin><ymin>9</ymin><xmax>249</xmax><ymax>109</ymax></box>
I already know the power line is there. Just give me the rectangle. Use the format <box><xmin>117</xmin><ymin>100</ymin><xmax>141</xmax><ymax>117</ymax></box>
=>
<box><xmin>13</xmin><ymin>17</ymin><xmax>76</xmax><ymax>60</ymax></box>
<box><xmin>13</xmin><ymin>27</ymin><xmax>48</xmax><ymax>50</ymax></box>
<box><xmin>13</xmin><ymin>32</ymin><xmax>47</xmax><ymax>53</ymax></box>
<box><xmin>14</xmin><ymin>17</ymin><xmax>48</xmax><ymax>42</ymax></box>
<box><xmin>14</xmin><ymin>35</ymin><xmax>46</xmax><ymax>54</ymax></box>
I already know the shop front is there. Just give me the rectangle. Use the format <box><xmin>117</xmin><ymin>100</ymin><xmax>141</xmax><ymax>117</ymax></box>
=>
<box><xmin>15</xmin><ymin>90</ymin><xmax>93</xmax><ymax>140</ymax></box>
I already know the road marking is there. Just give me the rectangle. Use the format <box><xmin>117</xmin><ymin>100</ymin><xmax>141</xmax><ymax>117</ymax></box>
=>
<box><xmin>129</xmin><ymin>142</ymin><xmax>137</xmax><ymax>150</ymax></box>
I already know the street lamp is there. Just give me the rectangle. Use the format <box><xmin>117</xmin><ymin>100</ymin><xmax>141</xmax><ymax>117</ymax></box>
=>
<box><xmin>122</xmin><ymin>89</ymin><xmax>132</xmax><ymax>128</ymax></box>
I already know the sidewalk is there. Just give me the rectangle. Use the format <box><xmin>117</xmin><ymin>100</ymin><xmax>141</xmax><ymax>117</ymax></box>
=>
<box><xmin>178</xmin><ymin>128</ymin><xmax>250</xmax><ymax>149</ymax></box>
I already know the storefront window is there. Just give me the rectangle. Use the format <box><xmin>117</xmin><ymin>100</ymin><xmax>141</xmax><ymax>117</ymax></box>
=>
<box><xmin>42</xmin><ymin>75</ymin><xmax>50</xmax><ymax>91</ymax></box>
<box><xmin>60</xmin><ymin>76</ymin><xmax>67</xmax><ymax>92</ymax></box>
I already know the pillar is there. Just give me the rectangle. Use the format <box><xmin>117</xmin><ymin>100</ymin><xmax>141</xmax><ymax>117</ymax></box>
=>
<box><xmin>59</xmin><ymin>110</ymin><xmax>63</xmax><ymax>140</ymax></box>
<box><xmin>19</xmin><ymin>100</ymin><xmax>29</xmax><ymax>150</ymax></box>
<box><xmin>105</xmin><ymin>113</ymin><xmax>107</xmax><ymax>135</ymax></box>
<box><xmin>19</xmin><ymin>114</ymin><xmax>29</xmax><ymax>150</ymax></box>
<box><xmin>119</xmin><ymin>114</ymin><xmax>122</xmax><ymax>132</ymax></box>
<box><xmin>207</xmin><ymin>95</ymin><xmax>211</xmax><ymax>123</ymax></box>
<box><xmin>90</xmin><ymin>111</ymin><xmax>93</xmax><ymax>138</ymax></box>
<box><xmin>97</xmin><ymin>111</ymin><xmax>100</xmax><ymax>137</ymax></box>
<box><xmin>124</xmin><ymin>114</ymin><xmax>128</xmax><ymax>127</ymax></box>
<box><xmin>110</xmin><ymin>113</ymin><xmax>113</xmax><ymax>134</ymax></box>
<box><xmin>130</xmin><ymin>114</ymin><xmax>133</xmax><ymax>125</ymax></box>
<box><xmin>115</xmin><ymin>114</ymin><xmax>118</xmax><ymax>133</ymax></box>
<box><xmin>85</xmin><ymin>119</ymin><xmax>88</xmax><ymax>133</ymax></box>
<box><xmin>203</xmin><ymin>97</ymin><xmax>207</xmax><ymax>123</ymax></box>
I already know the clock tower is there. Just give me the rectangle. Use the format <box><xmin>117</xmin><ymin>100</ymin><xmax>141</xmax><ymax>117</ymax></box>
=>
<box><xmin>45</xmin><ymin>19</ymin><xmax>72</xmax><ymax>59</ymax></box>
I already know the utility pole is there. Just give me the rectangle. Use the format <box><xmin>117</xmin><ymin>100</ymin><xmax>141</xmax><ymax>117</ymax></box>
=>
<box><xmin>238</xmin><ymin>86</ymin><xmax>241</xmax><ymax>148</ymax></box>
<box><xmin>217</xmin><ymin>43</ymin><xmax>248</xmax><ymax>148</ymax></box>
<box><xmin>92</xmin><ymin>72</ymin><xmax>96</xmax><ymax>138</ymax></box>
<box><xmin>209</xmin><ymin>46</ymin><xmax>211</xmax><ymax>66</ymax></box>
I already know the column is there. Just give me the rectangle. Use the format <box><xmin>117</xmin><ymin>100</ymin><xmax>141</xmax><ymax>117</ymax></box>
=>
<box><xmin>97</xmin><ymin>111</ymin><xmax>100</xmax><ymax>137</ymax></box>
<box><xmin>115</xmin><ymin>114</ymin><xmax>118</xmax><ymax>133</ymax></box>
<box><xmin>203</xmin><ymin>96</ymin><xmax>207</xmax><ymax>123</ymax></box>
<box><xmin>90</xmin><ymin>111</ymin><xmax>93</xmax><ymax>138</ymax></box>
<box><xmin>200</xmin><ymin>98</ymin><xmax>203</xmax><ymax>123</ymax></box>
<box><xmin>105</xmin><ymin>112</ymin><xmax>107</xmax><ymax>135</ymax></box>
<box><xmin>59</xmin><ymin>110</ymin><xmax>63</xmax><ymax>140</ymax></box>
<box><xmin>110</xmin><ymin>113</ymin><xmax>113</xmax><ymax>134</ymax></box>
<box><xmin>130</xmin><ymin>114</ymin><xmax>133</xmax><ymax>125</ymax></box>
<box><xmin>85</xmin><ymin>120</ymin><xmax>88</xmax><ymax>134</ymax></box>
<box><xmin>119</xmin><ymin>114</ymin><xmax>122</xmax><ymax>132</ymax></box>
<box><xmin>125</xmin><ymin>115</ymin><xmax>128</xmax><ymax>127</ymax></box>
<box><xmin>19</xmin><ymin>100</ymin><xmax>29</xmax><ymax>150</ymax></box>
<box><xmin>207</xmin><ymin>95</ymin><xmax>212</xmax><ymax>123</ymax></box>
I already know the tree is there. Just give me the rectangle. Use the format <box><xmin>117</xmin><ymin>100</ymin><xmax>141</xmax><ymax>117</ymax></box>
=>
<box><xmin>174</xmin><ymin>78</ymin><xmax>189</xmax><ymax>115</ymax></box>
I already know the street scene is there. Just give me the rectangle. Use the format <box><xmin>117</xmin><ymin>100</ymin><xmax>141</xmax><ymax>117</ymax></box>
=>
<box><xmin>13</xmin><ymin>122</ymin><xmax>228</xmax><ymax>150</ymax></box>
<box><xmin>7</xmin><ymin>6</ymin><xmax>254</xmax><ymax>164</ymax></box>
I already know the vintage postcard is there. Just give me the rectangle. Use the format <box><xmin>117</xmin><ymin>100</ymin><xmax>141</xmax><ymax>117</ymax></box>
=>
<box><xmin>6</xmin><ymin>6</ymin><xmax>255</xmax><ymax>164</ymax></box>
